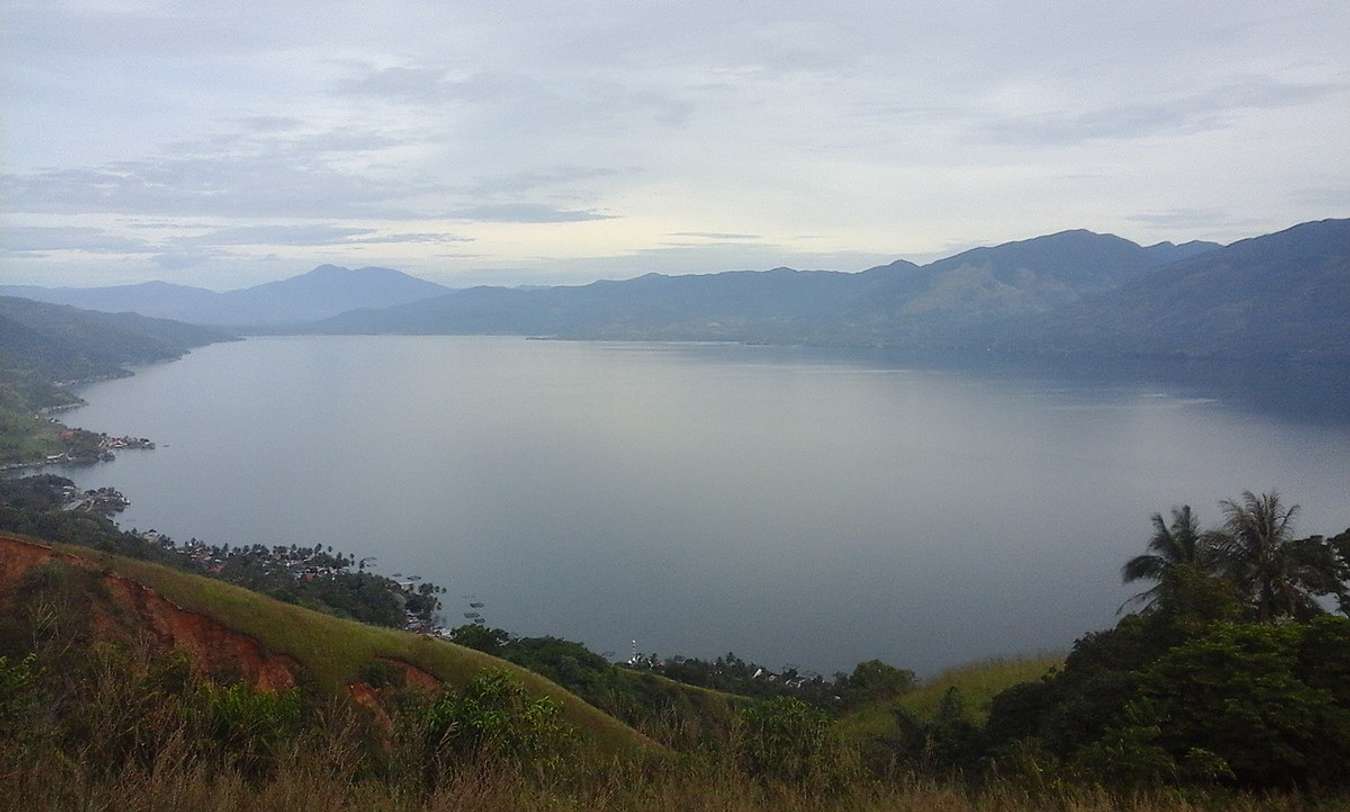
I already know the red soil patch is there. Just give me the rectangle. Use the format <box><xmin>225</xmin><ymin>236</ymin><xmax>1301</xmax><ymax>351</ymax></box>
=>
<box><xmin>379</xmin><ymin>657</ymin><xmax>442</xmax><ymax>693</ymax></box>
<box><xmin>0</xmin><ymin>534</ymin><xmax>299</xmax><ymax>691</ymax></box>
<box><xmin>0</xmin><ymin>533</ymin><xmax>60</xmax><ymax>593</ymax></box>
<box><xmin>346</xmin><ymin>681</ymin><xmax>394</xmax><ymax>734</ymax></box>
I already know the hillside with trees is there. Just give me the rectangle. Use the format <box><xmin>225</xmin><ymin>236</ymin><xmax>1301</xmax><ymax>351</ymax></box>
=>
<box><xmin>1</xmin><ymin>487</ymin><xmax>1348</xmax><ymax>809</ymax></box>
<box><xmin>0</xmin><ymin>297</ymin><xmax>234</xmax><ymax>464</ymax></box>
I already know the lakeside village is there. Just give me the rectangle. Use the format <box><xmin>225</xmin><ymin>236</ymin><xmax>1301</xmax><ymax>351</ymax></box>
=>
<box><xmin>44</xmin><ymin>427</ymin><xmax>155</xmax><ymax>465</ymax></box>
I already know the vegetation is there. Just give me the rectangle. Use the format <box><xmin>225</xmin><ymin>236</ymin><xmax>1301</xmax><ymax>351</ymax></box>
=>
<box><xmin>0</xmin><ymin>539</ymin><xmax>655</xmax><ymax>756</ymax></box>
<box><xmin>0</xmin><ymin>295</ymin><xmax>233</xmax><ymax>465</ymax></box>
<box><xmin>836</xmin><ymin>654</ymin><xmax>1063</xmax><ymax>744</ymax></box>
<box><xmin>2</xmin><ymin>489</ymin><xmax>1349</xmax><ymax>808</ymax></box>
<box><xmin>0</xmin><ymin>475</ymin><xmax>445</xmax><ymax>628</ymax></box>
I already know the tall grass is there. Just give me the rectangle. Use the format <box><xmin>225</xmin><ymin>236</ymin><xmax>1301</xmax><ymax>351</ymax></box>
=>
<box><xmin>1</xmin><ymin>556</ymin><xmax>1340</xmax><ymax>811</ymax></box>
<box><xmin>2</xmin><ymin>744</ymin><xmax>1327</xmax><ymax>812</ymax></box>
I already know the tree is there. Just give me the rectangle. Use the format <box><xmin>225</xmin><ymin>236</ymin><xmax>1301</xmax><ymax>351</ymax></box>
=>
<box><xmin>1121</xmin><ymin>506</ymin><xmax>1214</xmax><ymax>612</ymax></box>
<box><xmin>1211</xmin><ymin>491</ymin><xmax>1341</xmax><ymax>620</ymax></box>
<box><xmin>842</xmin><ymin>659</ymin><xmax>915</xmax><ymax>705</ymax></box>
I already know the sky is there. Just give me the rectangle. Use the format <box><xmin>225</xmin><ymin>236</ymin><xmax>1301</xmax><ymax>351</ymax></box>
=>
<box><xmin>2</xmin><ymin>1</ymin><xmax>1348</xmax><ymax>290</ymax></box>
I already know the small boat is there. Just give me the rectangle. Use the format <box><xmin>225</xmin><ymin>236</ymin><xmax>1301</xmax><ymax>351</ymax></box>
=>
<box><xmin>469</xmin><ymin>602</ymin><xmax>484</xmax><ymax>608</ymax></box>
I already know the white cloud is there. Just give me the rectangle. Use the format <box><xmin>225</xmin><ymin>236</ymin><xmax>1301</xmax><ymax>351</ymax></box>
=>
<box><xmin>3</xmin><ymin>0</ymin><xmax>1349</xmax><ymax>286</ymax></box>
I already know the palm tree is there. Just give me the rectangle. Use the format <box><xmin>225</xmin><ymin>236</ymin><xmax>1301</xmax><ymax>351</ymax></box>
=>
<box><xmin>1211</xmin><ymin>490</ymin><xmax>1340</xmax><ymax>620</ymax></box>
<box><xmin>1121</xmin><ymin>505</ymin><xmax>1211</xmax><ymax>612</ymax></box>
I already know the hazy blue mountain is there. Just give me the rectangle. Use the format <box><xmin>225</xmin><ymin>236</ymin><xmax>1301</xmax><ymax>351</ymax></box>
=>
<box><xmin>0</xmin><ymin>296</ymin><xmax>235</xmax><ymax>382</ymax></box>
<box><xmin>890</xmin><ymin>230</ymin><xmax>1213</xmax><ymax>328</ymax></box>
<box><xmin>1142</xmin><ymin>239</ymin><xmax>1224</xmax><ymax>266</ymax></box>
<box><xmin>313</xmin><ymin>229</ymin><xmax>1215</xmax><ymax>345</ymax></box>
<box><xmin>313</xmin><ymin>263</ymin><xmax>926</xmax><ymax>343</ymax></box>
<box><xmin>0</xmin><ymin>265</ymin><xmax>450</xmax><ymax>327</ymax></box>
<box><xmin>1012</xmin><ymin>218</ymin><xmax>1350</xmax><ymax>360</ymax></box>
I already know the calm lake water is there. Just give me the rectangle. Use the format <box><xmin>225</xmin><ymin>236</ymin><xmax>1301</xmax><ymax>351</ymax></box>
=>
<box><xmin>57</xmin><ymin>336</ymin><xmax>1350</xmax><ymax>675</ymax></box>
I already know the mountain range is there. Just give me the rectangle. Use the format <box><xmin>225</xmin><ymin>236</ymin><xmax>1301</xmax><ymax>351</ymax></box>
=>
<box><xmin>310</xmin><ymin>229</ymin><xmax>1230</xmax><ymax>349</ymax></box>
<box><xmin>5</xmin><ymin>219</ymin><xmax>1348</xmax><ymax>361</ymax></box>
<box><xmin>1012</xmin><ymin>219</ymin><xmax>1350</xmax><ymax>361</ymax></box>
<box><xmin>0</xmin><ymin>264</ymin><xmax>450</xmax><ymax>327</ymax></box>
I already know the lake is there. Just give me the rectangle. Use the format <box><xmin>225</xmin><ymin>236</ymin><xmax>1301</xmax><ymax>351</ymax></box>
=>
<box><xmin>56</xmin><ymin>335</ymin><xmax>1350</xmax><ymax>675</ymax></box>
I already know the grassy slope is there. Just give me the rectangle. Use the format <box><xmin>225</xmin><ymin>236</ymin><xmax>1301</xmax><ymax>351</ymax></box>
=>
<box><xmin>836</xmin><ymin>654</ymin><xmax>1063</xmax><ymax>741</ymax></box>
<box><xmin>38</xmin><ymin>538</ymin><xmax>658</xmax><ymax>757</ymax></box>
<box><xmin>0</xmin><ymin>402</ymin><xmax>61</xmax><ymax>464</ymax></box>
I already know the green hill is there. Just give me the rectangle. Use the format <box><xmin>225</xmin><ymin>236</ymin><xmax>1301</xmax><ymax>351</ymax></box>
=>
<box><xmin>0</xmin><ymin>295</ymin><xmax>234</xmax><ymax>384</ymax></box>
<box><xmin>0</xmin><ymin>533</ymin><xmax>658</xmax><ymax>757</ymax></box>
<box><xmin>0</xmin><ymin>297</ymin><xmax>236</xmax><ymax>464</ymax></box>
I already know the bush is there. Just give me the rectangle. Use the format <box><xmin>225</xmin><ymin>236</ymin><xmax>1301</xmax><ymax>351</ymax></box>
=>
<box><xmin>737</xmin><ymin>696</ymin><xmax>850</xmax><ymax>784</ymax></box>
<box><xmin>891</xmin><ymin>687</ymin><xmax>982</xmax><ymax>771</ymax></box>
<box><xmin>192</xmin><ymin>682</ymin><xmax>304</xmax><ymax>773</ymax></box>
<box><xmin>841</xmin><ymin>659</ymin><xmax>915</xmax><ymax>706</ymax></box>
<box><xmin>421</xmin><ymin>668</ymin><xmax>575</xmax><ymax>771</ymax></box>
<box><xmin>0</xmin><ymin>653</ymin><xmax>38</xmax><ymax>724</ymax></box>
<box><xmin>1132</xmin><ymin>620</ymin><xmax>1350</xmax><ymax>787</ymax></box>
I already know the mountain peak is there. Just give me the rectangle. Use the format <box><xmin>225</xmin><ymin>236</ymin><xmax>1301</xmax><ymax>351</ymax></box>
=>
<box><xmin>304</xmin><ymin>264</ymin><xmax>352</xmax><ymax>276</ymax></box>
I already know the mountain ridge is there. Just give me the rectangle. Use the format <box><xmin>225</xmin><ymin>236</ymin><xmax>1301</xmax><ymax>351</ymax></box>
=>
<box><xmin>0</xmin><ymin>265</ymin><xmax>451</xmax><ymax>327</ymax></box>
<box><xmin>1011</xmin><ymin>218</ymin><xmax>1350</xmax><ymax>360</ymax></box>
<box><xmin>310</xmin><ymin>228</ymin><xmax>1223</xmax><ymax>347</ymax></box>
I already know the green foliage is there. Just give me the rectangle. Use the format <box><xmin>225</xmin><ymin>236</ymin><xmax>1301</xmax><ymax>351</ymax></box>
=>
<box><xmin>1211</xmin><ymin>492</ymin><xmax>1344</xmax><ymax>620</ymax></box>
<box><xmin>986</xmin><ymin>611</ymin><xmax>1350</xmax><ymax>789</ymax></box>
<box><xmin>1121</xmin><ymin>505</ymin><xmax>1211</xmax><ymax>611</ymax></box>
<box><xmin>0</xmin><ymin>476</ymin><xmax>442</xmax><ymax>630</ymax></box>
<box><xmin>0</xmin><ymin>653</ymin><xmax>38</xmax><ymax>724</ymax></box>
<box><xmin>840</xmin><ymin>659</ymin><xmax>915</xmax><ymax>706</ymax></box>
<box><xmin>890</xmin><ymin>687</ymin><xmax>982</xmax><ymax>771</ymax></box>
<box><xmin>192</xmin><ymin>682</ymin><xmax>304</xmax><ymax>771</ymax></box>
<box><xmin>421</xmin><ymin>668</ymin><xmax>575</xmax><ymax>770</ymax></box>
<box><xmin>445</xmin><ymin>625</ymin><xmax>746</xmax><ymax>750</ymax></box>
<box><xmin>1120</xmin><ymin>493</ymin><xmax>1348</xmax><ymax>623</ymax></box>
<box><xmin>737</xmin><ymin>696</ymin><xmax>848</xmax><ymax>784</ymax></box>
<box><xmin>359</xmin><ymin>659</ymin><xmax>406</xmax><ymax>690</ymax></box>
<box><xmin>447</xmin><ymin>623</ymin><xmax>512</xmax><ymax>655</ymax></box>
<box><xmin>1131</xmin><ymin>620</ymin><xmax>1350</xmax><ymax>786</ymax></box>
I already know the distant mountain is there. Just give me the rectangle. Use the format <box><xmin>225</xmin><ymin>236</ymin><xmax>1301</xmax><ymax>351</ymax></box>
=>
<box><xmin>0</xmin><ymin>265</ymin><xmax>450</xmax><ymax>327</ymax></box>
<box><xmin>0</xmin><ymin>296</ymin><xmax>235</xmax><ymax>383</ymax></box>
<box><xmin>1013</xmin><ymin>219</ymin><xmax>1350</xmax><ymax>360</ymax></box>
<box><xmin>893</xmin><ymin>230</ymin><xmax>1220</xmax><ymax>328</ymax></box>
<box><xmin>1142</xmin><ymin>239</ymin><xmax>1224</xmax><ymax>266</ymax></box>
<box><xmin>313</xmin><ymin>229</ymin><xmax>1217</xmax><ymax>347</ymax></box>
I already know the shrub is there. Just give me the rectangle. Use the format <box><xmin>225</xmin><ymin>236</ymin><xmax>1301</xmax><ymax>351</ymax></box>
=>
<box><xmin>192</xmin><ymin>682</ymin><xmax>304</xmax><ymax>773</ymax></box>
<box><xmin>358</xmin><ymin>660</ymin><xmax>405</xmax><ymax>691</ymax></box>
<box><xmin>1133</xmin><ymin>620</ymin><xmax>1350</xmax><ymax>787</ymax></box>
<box><xmin>891</xmin><ymin>687</ymin><xmax>982</xmax><ymax>771</ymax></box>
<box><xmin>0</xmin><ymin>653</ymin><xmax>38</xmax><ymax>724</ymax></box>
<box><xmin>737</xmin><ymin>696</ymin><xmax>848</xmax><ymax>784</ymax></box>
<box><xmin>841</xmin><ymin>659</ymin><xmax>915</xmax><ymax>706</ymax></box>
<box><xmin>421</xmin><ymin>668</ymin><xmax>575</xmax><ymax>771</ymax></box>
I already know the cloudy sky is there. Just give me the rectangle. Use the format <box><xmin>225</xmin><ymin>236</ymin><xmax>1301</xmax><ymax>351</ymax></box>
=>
<box><xmin>2</xmin><ymin>1</ymin><xmax>1348</xmax><ymax>289</ymax></box>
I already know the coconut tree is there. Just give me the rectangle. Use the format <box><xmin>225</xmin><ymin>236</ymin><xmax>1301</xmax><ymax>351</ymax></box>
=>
<box><xmin>1211</xmin><ymin>491</ymin><xmax>1342</xmax><ymax>620</ymax></box>
<box><xmin>1121</xmin><ymin>505</ymin><xmax>1213</xmax><ymax>612</ymax></box>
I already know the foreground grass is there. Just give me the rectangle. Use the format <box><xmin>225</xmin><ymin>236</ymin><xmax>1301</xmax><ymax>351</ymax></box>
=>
<box><xmin>35</xmin><ymin>538</ymin><xmax>657</xmax><ymax>757</ymax></box>
<box><xmin>3</xmin><ymin>753</ymin><xmax>1332</xmax><ymax>812</ymax></box>
<box><xmin>837</xmin><ymin>654</ymin><xmax>1063</xmax><ymax>741</ymax></box>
